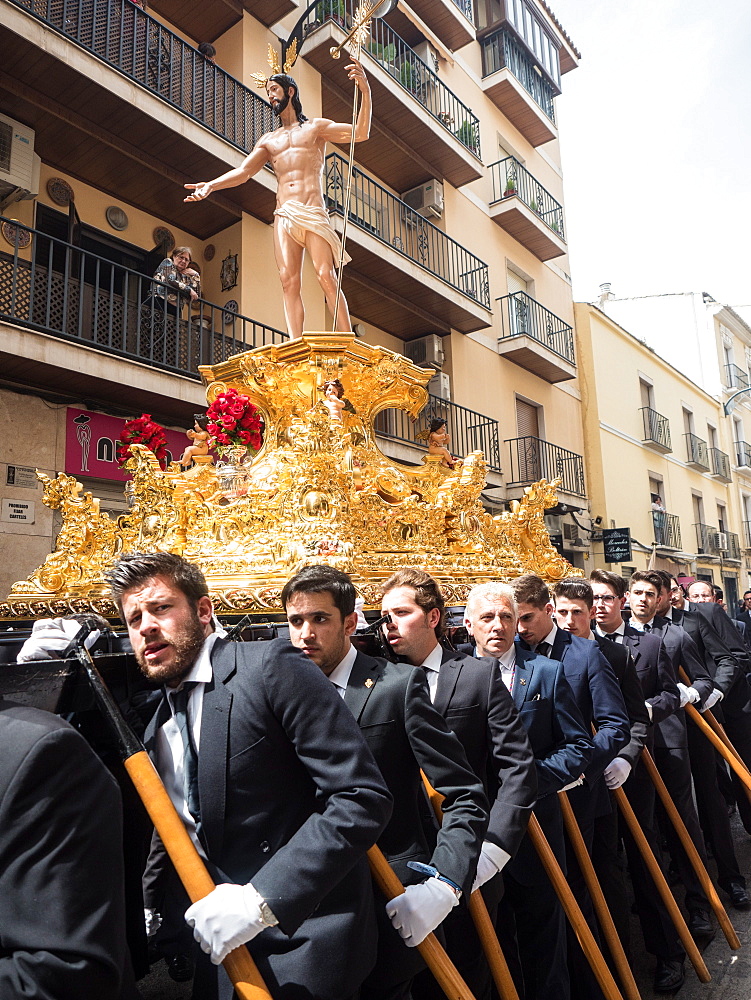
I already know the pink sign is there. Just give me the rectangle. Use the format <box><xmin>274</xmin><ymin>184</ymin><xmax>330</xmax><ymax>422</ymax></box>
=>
<box><xmin>65</xmin><ymin>408</ymin><xmax>190</xmax><ymax>482</ymax></box>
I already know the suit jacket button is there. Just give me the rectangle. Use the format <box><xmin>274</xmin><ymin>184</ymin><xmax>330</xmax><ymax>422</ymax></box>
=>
<box><xmin>260</xmin><ymin>840</ymin><xmax>270</xmax><ymax>853</ymax></box>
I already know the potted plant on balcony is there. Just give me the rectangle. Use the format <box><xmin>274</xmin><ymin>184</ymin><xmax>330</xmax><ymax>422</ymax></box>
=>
<box><xmin>503</xmin><ymin>175</ymin><xmax>517</xmax><ymax>198</ymax></box>
<box><xmin>455</xmin><ymin>119</ymin><xmax>478</xmax><ymax>150</ymax></box>
<box><xmin>315</xmin><ymin>0</ymin><xmax>346</xmax><ymax>27</ymax></box>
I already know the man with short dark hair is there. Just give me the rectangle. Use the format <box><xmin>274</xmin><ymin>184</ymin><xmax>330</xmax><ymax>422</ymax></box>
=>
<box><xmin>381</xmin><ymin>568</ymin><xmax>537</xmax><ymax>1000</ymax></box>
<box><xmin>282</xmin><ymin>564</ymin><xmax>489</xmax><ymax>1000</ymax></box>
<box><xmin>108</xmin><ymin>552</ymin><xmax>392</xmax><ymax>1000</ymax></box>
<box><xmin>736</xmin><ymin>589</ymin><xmax>751</xmax><ymax>628</ymax></box>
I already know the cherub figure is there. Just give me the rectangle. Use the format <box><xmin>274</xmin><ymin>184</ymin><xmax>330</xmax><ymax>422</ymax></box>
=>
<box><xmin>180</xmin><ymin>414</ymin><xmax>213</xmax><ymax>468</ymax></box>
<box><xmin>427</xmin><ymin>418</ymin><xmax>456</xmax><ymax>469</ymax></box>
<box><xmin>321</xmin><ymin>379</ymin><xmax>346</xmax><ymax>422</ymax></box>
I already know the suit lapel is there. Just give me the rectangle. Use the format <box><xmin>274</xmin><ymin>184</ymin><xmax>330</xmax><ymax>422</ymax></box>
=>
<box><xmin>198</xmin><ymin>639</ymin><xmax>235</xmax><ymax>860</ymax></box>
<box><xmin>434</xmin><ymin>649</ymin><xmax>463</xmax><ymax>715</ymax></box>
<box><xmin>622</xmin><ymin>626</ymin><xmax>642</xmax><ymax>665</ymax></box>
<box><xmin>345</xmin><ymin>653</ymin><xmax>385</xmax><ymax>723</ymax></box>
<box><xmin>512</xmin><ymin>647</ymin><xmax>535</xmax><ymax>709</ymax></box>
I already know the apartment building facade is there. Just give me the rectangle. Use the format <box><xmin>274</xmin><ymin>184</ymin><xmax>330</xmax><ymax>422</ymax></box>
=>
<box><xmin>0</xmin><ymin>0</ymin><xmax>586</xmax><ymax>597</ymax></box>
<box><xmin>577</xmin><ymin>302</ymin><xmax>749</xmax><ymax>606</ymax></box>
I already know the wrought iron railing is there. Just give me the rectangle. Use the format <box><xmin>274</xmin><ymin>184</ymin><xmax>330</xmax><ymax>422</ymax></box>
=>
<box><xmin>684</xmin><ymin>433</ymin><xmax>709</xmax><ymax>469</ymax></box>
<box><xmin>480</xmin><ymin>28</ymin><xmax>556</xmax><ymax>122</ymax></box>
<box><xmin>325</xmin><ymin>153</ymin><xmax>491</xmax><ymax>309</ymax></box>
<box><xmin>725</xmin><ymin>363</ymin><xmax>749</xmax><ymax>390</ymax></box>
<box><xmin>302</xmin><ymin>0</ymin><xmax>481</xmax><ymax>158</ymax></box>
<box><xmin>496</xmin><ymin>292</ymin><xmax>574</xmax><ymax>363</ymax></box>
<box><xmin>737</xmin><ymin>441</ymin><xmax>751</xmax><ymax>467</ymax></box>
<box><xmin>651</xmin><ymin>510</ymin><xmax>681</xmax><ymax>549</ymax></box>
<box><xmin>726</xmin><ymin>531</ymin><xmax>741</xmax><ymax>560</ymax></box>
<box><xmin>694</xmin><ymin>523</ymin><xmax>720</xmax><ymax>555</ymax></box>
<box><xmin>743</xmin><ymin>522</ymin><xmax>751</xmax><ymax>549</ymax></box>
<box><xmin>505</xmin><ymin>436</ymin><xmax>585</xmax><ymax>496</ymax></box>
<box><xmin>709</xmin><ymin>447</ymin><xmax>732</xmax><ymax>480</ymax></box>
<box><xmin>489</xmin><ymin>156</ymin><xmax>565</xmax><ymax>239</ymax></box>
<box><xmin>11</xmin><ymin>0</ymin><xmax>275</xmax><ymax>151</ymax></box>
<box><xmin>374</xmin><ymin>395</ymin><xmax>501</xmax><ymax>472</ymax></box>
<box><xmin>640</xmin><ymin>406</ymin><xmax>671</xmax><ymax>451</ymax></box>
<box><xmin>451</xmin><ymin>0</ymin><xmax>475</xmax><ymax>19</ymax></box>
<box><xmin>0</xmin><ymin>220</ymin><xmax>286</xmax><ymax>379</ymax></box>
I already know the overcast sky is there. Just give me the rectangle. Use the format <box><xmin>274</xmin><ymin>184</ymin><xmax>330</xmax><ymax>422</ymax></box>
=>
<box><xmin>549</xmin><ymin>0</ymin><xmax>751</xmax><ymax>310</ymax></box>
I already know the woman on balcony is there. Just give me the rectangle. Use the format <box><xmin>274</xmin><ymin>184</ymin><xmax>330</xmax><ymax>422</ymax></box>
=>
<box><xmin>150</xmin><ymin>246</ymin><xmax>200</xmax><ymax>321</ymax></box>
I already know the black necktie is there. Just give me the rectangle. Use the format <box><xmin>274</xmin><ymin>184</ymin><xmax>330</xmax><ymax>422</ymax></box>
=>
<box><xmin>643</xmin><ymin>623</ymin><xmax>651</xmax><ymax>632</ymax></box>
<box><xmin>537</xmin><ymin>641</ymin><xmax>550</xmax><ymax>658</ymax></box>
<box><xmin>604</xmin><ymin>632</ymin><xmax>619</xmax><ymax>642</ymax></box>
<box><xmin>172</xmin><ymin>682</ymin><xmax>201</xmax><ymax>830</ymax></box>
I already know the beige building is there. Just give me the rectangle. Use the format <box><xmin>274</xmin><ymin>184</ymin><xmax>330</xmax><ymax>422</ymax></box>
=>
<box><xmin>0</xmin><ymin>0</ymin><xmax>586</xmax><ymax>600</ymax></box>
<box><xmin>576</xmin><ymin>301</ymin><xmax>749</xmax><ymax>607</ymax></box>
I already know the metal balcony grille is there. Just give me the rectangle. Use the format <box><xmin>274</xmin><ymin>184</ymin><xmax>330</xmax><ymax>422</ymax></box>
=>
<box><xmin>640</xmin><ymin>407</ymin><xmax>672</xmax><ymax>451</ymax></box>
<box><xmin>489</xmin><ymin>156</ymin><xmax>565</xmax><ymax>239</ymax></box>
<box><xmin>725</xmin><ymin>363</ymin><xmax>749</xmax><ymax>390</ymax></box>
<box><xmin>505</xmin><ymin>436</ymin><xmax>585</xmax><ymax>496</ymax></box>
<box><xmin>694</xmin><ymin>523</ymin><xmax>720</xmax><ymax>555</ymax></box>
<box><xmin>480</xmin><ymin>29</ymin><xmax>557</xmax><ymax>121</ymax></box>
<box><xmin>709</xmin><ymin>447</ymin><xmax>732</xmax><ymax>481</ymax></box>
<box><xmin>736</xmin><ymin>441</ymin><xmax>751</xmax><ymax>467</ymax></box>
<box><xmin>651</xmin><ymin>510</ymin><xmax>681</xmax><ymax>549</ymax></box>
<box><xmin>496</xmin><ymin>292</ymin><xmax>574</xmax><ymax>363</ymax></box>
<box><xmin>684</xmin><ymin>433</ymin><xmax>709</xmax><ymax>470</ymax></box>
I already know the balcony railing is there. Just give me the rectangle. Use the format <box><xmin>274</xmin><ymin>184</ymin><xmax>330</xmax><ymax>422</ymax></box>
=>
<box><xmin>736</xmin><ymin>441</ymin><xmax>751</xmax><ymax>468</ymax></box>
<box><xmin>497</xmin><ymin>292</ymin><xmax>575</xmax><ymax>363</ymax></box>
<box><xmin>481</xmin><ymin>29</ymin><xmax>557</xmax><ymax>122</ymax></box>
<box><xmin>640</xmin><ymin>407</ymin><xmax>672</xmax><ymax>451</ymax></box>
<box><xmin>709</xmin><ymin>447</ymin><xmax>732</xmax><ymax>481</ymax></box>
<box><xmin>684</xmin><ymin>432</ymin><xmax>709</xmax><ymax>470</ymax></box>
<box><xmin>694</xmin><ymin>523</ymin><xmax>720</xmax><ymax>555</ymax></box>
<box><xmin>489</xmin><ymin>157</ymin><xmax>565</xmax><ymax>239</ymax></box>
<box><xmin>651</xmin><ymin>510</ymin><xmax>681</xmax><ymax>549</ymax></box>
<box><xmin>303</xmin><ymin>0</ymin><xmax>481</xmax><ymax>158</ymax></box>
<box><xmin>11</xmin><ymin>0</ymin><xmax>274</xmax><ymax>152</ymax></box>
<box><xmin>451</xmin><ymin>0</ymin><xmax>475</xmax><ymax>18</ymax></box>
<box><xmin>325</xmin><ymin>153</ymin><xmax>491</xmax><ymax>309</ymax></box>
<box><xmin>743</xmin><ymin>522</ymin><xmax>751</xmax><ymax>549</ymax></box>
<box><xmin>726</xmin><ymin>531</ymin><xmax>741</xmax><ymax>560</ymax></box>
<box><xmin>375</xmin><ymin>395</ymin><xmax>501</xmax><ymax>472</ymax></box>
<box><xmin>505</xmin><ymin>436</ymin><xmax>585</xmax><ymax>496</ymax></box>
<box><xmin>0</xmin><ymin>219</ymin><xmax>286</xmax><ymax>379</ymax></box>
<box><xmin>725</xmin><ymin>363</ymin><xmax>749</xmax><ymax>390</ymax></box>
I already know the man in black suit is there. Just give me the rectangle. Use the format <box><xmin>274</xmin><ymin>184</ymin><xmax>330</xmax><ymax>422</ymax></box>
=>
<box><xmin>281</xmin><ymin>564</ymin><xmax>489</xmax><ymax>1000</ymax></box>
<box><xmin>463</xmin><ymin>580</ymin><xmax>593</xmax><ymax>1000</ymax></box>
<box><xmin>0</xmin><ymin>700</ymin><xmax>131</xmax><ymax>999</ymax></box>
<box><xmin>734</xmin><ymin>588</ymin><xmax>751</xmax><ymax>630</ymax></box>
<box><xmin>380</xmin><ymin>569</ymin><xmax>538</xmax><ymax>1000</ymax></box>
<box><xmin>590</xmin><ymin>569</ymin><xmax>687</xmax><ymax>993</ymax></box>
<box><xmin>108</xmin><ymin>552</ymin><xmax>392</xmax><ymax>1000</ymax></box>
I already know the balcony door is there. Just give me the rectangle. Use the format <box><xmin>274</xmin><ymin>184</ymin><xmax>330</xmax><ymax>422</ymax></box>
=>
<box><xmin>515</xmin><ymin>397</ymin><xmax>540</xmax><ymax>481</ymax></box>
<box><xmin>507</xmin><ymin>269</ymin><xmax>530</xmax><ymax>337</ymax></box>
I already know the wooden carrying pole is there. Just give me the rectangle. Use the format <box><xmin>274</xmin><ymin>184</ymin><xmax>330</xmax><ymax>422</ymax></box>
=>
<box><xmin>612</xmin><ymin>787</ymin><xmax>710</xmax><ymax>983</ymax></box>
<box><xmin>639</xmin><ymin>747</ymin><xmax>740</xmax><ymax>949</ymax></box>
<box><xmin>525</xmin><ymin>814</ymin><xmax>624</xmax><ymax>1000</ymax></box>
<box><xmin>557</xmin><ymin>791</ymin><xmax>642</xmax><ymax>1000</ymax></box>
<box><xmin>420</xmin><ymin>773</ymin><xmax>520</xmax><ymax>1000</ymax></box>
<box><xmin>367</xmin><ymin>845</ymin><xmax>477</xmax><ymax>1000</ymax></box>
<box><xmin>74</xmin><ymin>647</ymin><xmax>271</xmax><ymax>1000</ymax></box>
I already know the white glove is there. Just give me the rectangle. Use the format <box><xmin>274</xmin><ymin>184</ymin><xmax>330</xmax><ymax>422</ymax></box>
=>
<box><xmin>185</xmin><ymin>883</ymin><xmax>273</xmax><ymax>965</ymax></box>
<box><xmin>645</xmin><ymin>700</ymin><xmax>653</xmax><ymax>722</ymax></box>
<box><xmin>700</xmin><ymin>688</ymin><xmax>724</xmax><ymax>713</ymax></box>
<box><xmin>677</xmin><ymin>682</ymin><xmax>701</xmax><ymax>708</ymax></box>
<box><xmin>560</xmin><ymin>776</ymin><xmax>584</xmax><ymax>792</ymax></box>
<box><xmin>603</xmin><ymin>757</ymin><xmax>632</xmax><ymax>789</ymax></box>
<box><xmin>17</xmin><ymin>617</ymin><xmax>101</xmax><ymax>662</ymax></box>
<box><xmin>144</xmin><ymin>907</ymin><xmax>162</xmax><ymax>938</ymax></box>
<box><xmin>471</xmin><ymin>842</ymin><xmax>510</xmax><ymax>893</ymax></box>
<box><xmin>386</xmin><ymin>877</ymin><xmax>458</xmax><ymax>947</ymax></box>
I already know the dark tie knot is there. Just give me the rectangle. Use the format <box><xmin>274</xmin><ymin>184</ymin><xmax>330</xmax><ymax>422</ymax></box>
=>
<box><xmin>537</xmin><ymin>641</ymin><xmax>550</xmax><ymax>658</ymax></box>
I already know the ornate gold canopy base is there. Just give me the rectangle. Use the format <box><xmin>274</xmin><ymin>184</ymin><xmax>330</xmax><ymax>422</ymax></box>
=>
<box><xmin>1</xmin><ymin>333</ymin><xmax>578</xmax><ymax>620</ymax></box>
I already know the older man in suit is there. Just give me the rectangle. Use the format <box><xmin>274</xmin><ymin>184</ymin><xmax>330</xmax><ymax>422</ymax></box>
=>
<box><xmin>108</xmin><ymin>552</ymin><xmax>392</xmax><ymax>1000</ymax></box>
<box><xmin>281</xmin><ymin>564</ymin><xmax>489</xmax><ymax>1000</ymax></box>
<box><xmin>380</xmin><ymin>569</ymin><xmax>538</xmax><ymax>1000</ymax></box>
<box><xmin>463</xmin><ymin>580</ymin><xmax>593</xmax><ymax>1000</ymax></box>
<box><xmin>0</xmin><ymin>700</ymin><xmax>132</xmax><ymax>999</ymax></box>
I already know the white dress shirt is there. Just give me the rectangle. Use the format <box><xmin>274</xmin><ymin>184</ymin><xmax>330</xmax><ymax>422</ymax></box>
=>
<box><xmin>155</xmin><ymin>632</ymin><xmax>219</xmax><ymax>853</ymax></box>
<box><xmin>536</xmin><ymin>621</ymin><xmax>558</xmax><ymax>654</ymax></box>
<box><xmin>628</xmin><ymin>617</ymin><xmax>654</xmax><ymax>632</ymax></box>
<box><xmin>596</xmin><ymin>621</ymin><xmax>626</xmax><ymax>643</ymax></box>
<box><xmin>497</xmin><ymin>645</ymin><xmax>517</xmax><ymax>693</ymax></box>
<box><xmin>326</xmin><ymin>643</ymin><xmax>358</xmax><ymax>699</ymax></box>
<box><xmin>420</xmin><ymin>642</ymin><xmax>445</xmax><ymax>702</ymax></box>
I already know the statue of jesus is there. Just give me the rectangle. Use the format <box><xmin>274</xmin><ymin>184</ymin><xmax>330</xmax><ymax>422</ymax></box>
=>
<box><xmin>184</xmin><ymin>59</ymin><xmax>371</xmax><ymax>340</ymax></box>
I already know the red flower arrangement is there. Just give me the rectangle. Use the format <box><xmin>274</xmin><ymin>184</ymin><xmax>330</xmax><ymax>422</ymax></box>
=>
<box><xmin>206</xmin><ymin>387</ymin><xmax>264</xmax><ymax>457</ymax></box>
<box><xmin>117</xmin><ymin>413</ymin><xmax>169</xmax><ymax>470</ymax></box>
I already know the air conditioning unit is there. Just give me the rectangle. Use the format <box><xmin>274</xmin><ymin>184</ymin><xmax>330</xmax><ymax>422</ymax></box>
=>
<box><xmin>401</xmin><ymin>179</ymin><xmax>444</xmax><ymax>220</ymax></box>
<box><xmin>0</xmin><ymin>114</ymin><xmax>40</xmax><ymax>207</ymax></box>
<box><xmin>715</xmin><ymin>531</ymin><xmax>728</xmax><ymax>551</ymax></box>
<box><xmin>428</xmin><ymin>372</ymin><xmax>451</xmax><ymax>400</ymax></box>
<box><xmin>562</xmin><ymin>522</ymin><xmax>579</xmax><ymax>542</ymax></box>
<box><xmin>405</xmin><ymin>334</ymin><xmax>445</xmax><ymax>370</ymax></box>
<box><xmin>413</xmin><ymin>40</ymin><xmax>439</xmax><ymax>73</ymax></box>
